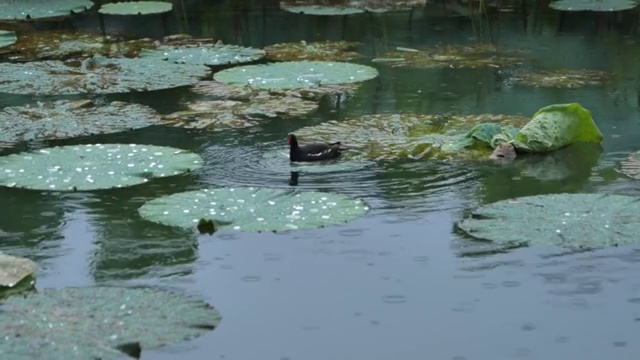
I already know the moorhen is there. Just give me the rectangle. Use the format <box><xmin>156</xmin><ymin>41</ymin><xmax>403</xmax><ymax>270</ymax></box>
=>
<box><xmin>287</xmin><ymin>133</ymin><xmax>342</xmax><ymax>162</ymax></box>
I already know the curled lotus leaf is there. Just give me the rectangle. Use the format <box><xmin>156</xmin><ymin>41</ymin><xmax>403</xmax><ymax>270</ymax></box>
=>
<box><xmin>265</xmin><ymin>40</ymin><xmax>363</xmax><ymax>61</ymax></box>
<box><xmin>0</xmin><ymin>56</ymin><xmax>210</xmax><ymax>95</ymax></box>
<box><xmin>0</xmin><ymin>100</ymin><xmax>162</xmax><ymax>146</ymax></box>
<box><xmin>549</xmin><ymin>0</ymin><xmax>639</xmax><ymax>11</ymax></box>
<box><xmin>0</xmin><ymin>286</ymin><xmax>221</xmax><ymax>359</ymax></box>
<box><xmin>0</xmin><ymin>144</ymin><xmax>203</xmax><ymax>191</ymax></box>
<box><xmin>374</xmin><ymin>44</ymin><xmax>528</xmax><ymax>69</ymax></box>
<box><xmin>0</xmin><ymin>0</ymin><xmax>93</xmax><ymax>20</ymax></box>
<box><xmin>293</xmin><ymin>113</ymin><xmax>529</xmax><ymax>161</ymax></box>
<box><xmin>98</xmin><ymin>1</ymin><xmax>173</xmax><ymax>15</ymax></box>
<box><xmin>214</xmin><ymin>60</ymin><xmax>378</xmax><ymax>89</ymax></box>
<box><xmin>141</xmin><ymin>43</ymin><xmax>265</xmax><ymax>67</ymax></box>
<box><xmin>0</xmin><ymin>30</ymin><xmax>16</xmax><ymax>49</ymax></box>
<box><xmin>509</xmin><ymin>69</ymin><xmax>611</xmax><ymax>88</ymax></box>
<box><xmin>0</xmin><ymin>252</ymin><xmax>36</xmax><ymax>288</ymax></box>
<box><xmin>138</xmin><ymin>187</ymin><xmax>370</xmax><ymax>232</ymax></box>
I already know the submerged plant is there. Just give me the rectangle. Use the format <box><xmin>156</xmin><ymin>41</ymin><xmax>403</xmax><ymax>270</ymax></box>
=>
<box><xmin>280</xmin><ymin>0</ymin><xmax>426</xmax><ymax>14</ymax></box>
<box><xmin>265</xmin><ymin>40</ymin><xmax>363</xmax><ymax>61</ymax></box>
<box><xmin>509</xmin><ymin>69</ymin><xmax>611</xmax><ymax>88</ymax></box>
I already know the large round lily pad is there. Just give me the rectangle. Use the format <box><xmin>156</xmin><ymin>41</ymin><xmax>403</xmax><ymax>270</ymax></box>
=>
<box><xmin>0</xmin><ymin>30</ymin><xmax>16</xmax><ymax>48</ymax></box>
<box><xmin>0</xmin><ymin>144</ymin><xmax>203</xmax><ymax>191</ymax></box>
<box><xmin>213</xmin><ymin>61</ymin><xmax>378</xmax><ymax>90</ymax></box>
<box><xmin>0</xmin><ymin>100</ymin><xmax>162</xmax><ymax>146</ymax></box>
<box><xmin>265</xmin><ymin>40</ymin><xmax>363</xmax><ymax>61</ymax></box>
<box><xmin>0</xmin><ymin>56</ymin><xmax>209</xmax><ymax>95</ymax></box>
<box><xmin>0</xmin><ymin>286</ymin><xmax>221</xmax><ymax>359</ymax></box>
<box><xmin>549</xmin><ymin>0</ymin><xmax>638</xmax><ymax>11</ymax></box>
<box><xmin>509</xmin><ymin>69</ymin><xmax>611</xmax><ymax>88</ymax></box>
<box><xmin>141</xmin><ymin>44</ymin><xmax>265</xmax><ymax>67</ymax></box>
<box><xmin>138</xmin><ymin>187</ymin><xmax>370</xmax><ymax>232</ymax></box>
<box><xmin>0</xmin><ymin>0</ymin><xmax>93</xmax><ymax>20</ymax></box>
<box><xmin>457</xmin><ymin>193</ymin><xmax>640</xmax><ymax>248</ymax></box>
<box><xmin>0</xmin><ymin>252</ymin><xmax>36</xmax><ymax>288</ymax></box>
<box><xmin>98</xmin><ymin>1</ymin><xmax>173</xmax><ymax>15</ymax></box>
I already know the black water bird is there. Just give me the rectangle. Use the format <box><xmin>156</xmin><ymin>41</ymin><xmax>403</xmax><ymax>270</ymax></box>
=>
<box><xmin>287</xmin><ymin>133</ymin><xmax>342</xmax><ymax>162</ymax></box>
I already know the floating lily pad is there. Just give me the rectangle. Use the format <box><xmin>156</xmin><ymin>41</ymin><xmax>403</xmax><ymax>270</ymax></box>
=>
<box><xmin>373</xmin><ymin>44</ymin><xmax>528</xmax><ymax>69</ymax></box>
<box><xmin>293</xmin><ymin>113</ymin><xmax>530</xmax><ymax>161</ymax></box>
<box><xmin>214</xmin><ymin>61</ymin><xmax>378</xmax><ymax>89</ymax></box>
<box><xmin>0</xmin><ymin>30</ymin><xmax>16</xmax><ymax>48</ymax></box>
<box><xmin>265</xmin><ymin>40</ymin><xmax>363</xmax><ymax>61</ymax></box>
<box><xmin>0</xmin><ymin>100</ymin><xmax>162</xmax><ymax>146</ymax></box>
<box><xmin>549</xmin><ymin>0</ymin><xmax>638</xmax><ymax>11</ymax></box>
<box><xmin>509</xmin><ymin>69</ymin><xmax>611</xmax><ymax>88</ymax></box>
<box><xmin>99</xmin><ymin>1</ymin><xmax>173</xmax><ymax>15</ymax></box>
<box><xmin>280</xmin><ymin>3</ymin><xmax>365</xmax><ymax>15</ymax></box>
<box><xmin>457</xmin><ymin>193</ymin><xmax>640</xmax><ymax>248</ymax></box>
<box><xmin>1</xmin><ymin>30</ymin><xmax>156</xmax><ymax>61</ymax></box>
<box><xmin>0</xmin><ymin>286</ymin><xmax>221</xmax><ymax>359</ymax></box>
<box><xmin>138</xmin><ymin>187</ymin><xmax>369</xmax><ymax>232</ymax></box>
<box><xmin>0</xmin><ymin>56</ymin><xmax>209</xmax><ymax>95</ymax></box>
<box><xmin>141</xmin><ymin>43</ymin><xmax>265</xmax><ymax>67</ymax></box>
<box><xmin>0</xmin><ymin>252</ymin><xmax>36</xmax><ymax>288</ymax></box>
<box><xmin>0</xmin><ymin>0</ymin><xmax>93</xmax><ymax>20</ymax></box>
<box><xmin>0</xmin><ymin>144</ymin><xmax>203</xmax><ymax>191</ymax></box>
<box><xmin>258</xmin><ymin>149</ymin><xmax>374</xmax><ymax>173</ymax></box>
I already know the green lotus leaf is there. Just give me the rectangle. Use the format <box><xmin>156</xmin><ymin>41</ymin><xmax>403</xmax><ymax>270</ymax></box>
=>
<box><xmin>99</xmin><ymin>1</ymin><xmax>173</xmax><ymax>15</ymax></box>
<box><xmin>457</xmin><ymin>193</ymin><xmax>640</xmax><ymax>248</ymax></box>
<box><xmin>0</xmin><ymin>100</ymin><xmax>162</xmax><ymax>146</ymax></box>
<box><xmin>0</xmin><ymin>252</ymin><xmax>36</xmax><ymax>288</ymax></box>
<box><xmin>214</xmin><ymin>61</ymin><xmax>378</xmax><ymax>89</ymax></box>
<box><xmin>0</xmin><ymin>0</ymin><xmax>92</xmax><ymax>20</ymax></box>
<box><xmin>374</xmin><ymin>44</ymin><xmax>528</xmax><ymax>69</ymax></box>
<box><xmin>265</xmin><ymin>40</ymin><xmax>363</xmax><ymax>61</ymax></box>
<box><xmin>0</xmin><ymin>286</ymin><xmax>221</xmax><ymax>359</ymax></box>
<box><xmin>258</xmin><ymin>149</ymin><xmax>375</xmax><ymax>174</ymax></box>
<box><xmin>138</xmin><ymin>187</ymin><xmax>370</xmax><ymax>232</ymax></box>
<box><xmin>0</xmin><ymin>30</ymin><xmax>16</xmax><ymax>48</ymax></box>
<box><xmin>0</xmin><ymin>144</ymin><xmax>203</xmax><ymax>191</ymax></box>
<box><xmin>550</xmin><ymin>0</ymin><xmax>638</xmax><ymax>11</ymax></box>
<box><xmin>280</xmin><ymin>4</ymin><xmax>365</xmax><ymax>15</ymax></box>
<box><xmin>141</xmin><ymin>43</ymin><xmax>265</xmax><ymax>67</ymax></box>
<box><xmin>0</xmin><ymin>56</ymin><xmax>209</xmax><ymax>95</ymax></box>
<box><xmin>293</xmin><ymin>113</ymin><xmax>529</xmax><ymax>161</ymax></box>
<box><xmin>1</xmin><ymin>30</ymin><xmax>157</xmax><ymax>61</ymax></box>
<box><xmin>510</xmin><ymin>69</ymin><xmax>611</xmax><ymax>88</ymax></box>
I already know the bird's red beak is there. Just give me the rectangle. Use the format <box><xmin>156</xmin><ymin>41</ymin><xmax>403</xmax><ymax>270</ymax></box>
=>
<box><xmin>287</xmin><ymin>136</ymin><xmax>291</xmax><ymax>144</ymax></box>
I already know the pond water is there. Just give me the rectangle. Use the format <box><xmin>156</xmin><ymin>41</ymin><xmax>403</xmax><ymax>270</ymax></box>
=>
<box><xmin>3</xmin><ymin>1</ymin><xmax>640</xmax><ymax>359</ymax></box>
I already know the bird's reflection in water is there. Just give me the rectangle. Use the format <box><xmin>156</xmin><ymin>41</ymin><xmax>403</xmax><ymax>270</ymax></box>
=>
<box><xmin>289</xmin><ymin>171</ymin><xmax>299</xmax><ymax>186</ymax></box>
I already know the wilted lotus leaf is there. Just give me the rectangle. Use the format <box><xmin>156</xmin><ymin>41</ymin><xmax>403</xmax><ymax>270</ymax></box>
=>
<box><xmin>265</xmin><ymin>40</ymin><xmax>363</xmax><ymax>61</ymax></box>
<box><xmin>0</xmin><ymin>286</ymin><xmax>221</xmax><ymax>359</ymax></box>
<box><xmin>0</xmin><ymin>30</ymin><xmax>16</xmax><ymax>48</ymax></box>
<box><xmin>0</xmin><ymin>56</ymin><xmax>209</xmax><ymax>95</ymax></box>
<box><xmin>0</xmin><ymin>100</ymin><xmax>162</xmax><ymax>146</ymax></box>
<box><xmin>138</xmin><ymin>187</ymin><xmax>370</xmax><ymax>232</ymax></box>
<box><xmin>457</xmin><ymin>193</ymin><xmax>640</xmax><ymax>248</ymax></box>
<box><xmin>549</xmin><ymin>0</ymin><xmax>638</xmax><ymax>11</ymax></box>
<box><xmin>510</xmin><ymin>69</ymin><xmax>610</xmax><ymax>88</ymax></box>
<box><xmin>2</xmin><ymin>30</ymin><xmax>157</xmax><ymax>61</ymax></box>
<box><xmin>0</xmin><ymin>0</ymin><xmax>92</xmax><ymax>20</ymax></box>
<box><xmin>214</xmin><ymin>60</ymin><xmax>378</xmax><ymax>89</ymax></box>
<box><xmin>0</xmin><ymin>144</ymin><xmax>203</xmax><ymax>191</ymax></box>
<box><xmin>280</xmin><ymin>0</ymin><xmax>425</xmax><ymax>14</ymax></box>
<box><xmin>0</xmin><ymin>252</ymin><xmax>36</xmax><ymax>288</ymax></box>
<box><xmin>293</xmin><ymin>113</ymin><xmax>530</xmax><ymax>161</ymax></box>
<box><xmin>374</xmin><ymin>44</ymin><xmax>528</xmax><ymax>69</ymax></box>
<box><xmin>141</xmin><ymin>43</ymin><xmax>265</xmax><ymax>67</ymax></box>
<box><xmin>98</xmin><ymin>1</ymin><xmax>173</xmax><ymax>15</ymax></box>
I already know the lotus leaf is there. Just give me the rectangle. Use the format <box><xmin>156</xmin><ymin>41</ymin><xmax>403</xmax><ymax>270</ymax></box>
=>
<box><xmin>0</xmin><ymin>30</ymin><xmax>16</xmax><ymax>48</ymax></box>
<box><xmin>510</xmin><ymin>69</ymin><xmax>610</xmax><ymax>88</ymax></box>
<box><xmin>0</xmin><ymin>144</ymin><xmax>203</xmax><ymax>191</ymax></box>
<box><xmin>2</xmin><ymin>30</ymin><xmax>156</xmax><ymax>61</ymax></box>
<box><xmin>138</xmin><ymin>187</ymin><xmax>370</xmax><ymax>232</ymax></box>
<box><xmin>0</xmin><ymin>56</ymin><xmax>209</xmax><ymax>95</ymax></box>
<box><xmin>280</xmin><ymin>4</ymin><xmax>365</xmax><ymax>15</ymax></box>
<box><xmin>0</xmin><ymin>100</ymin><xmax>162</xmax><ymax>146</ymax></box>
<box><xmin>214</xmin><ymin>61</ymin><xmax>378</xmax><ymax>89</ymax></box>
<box><xmin>280</xmin><ymin>0</ymin><xmax>426</xmax><ymax>14</ymax></box>
<box><xmin>0</xmin><ymin>286</ymin><xmax>221</xmax><ymax>359</ymax></box>
<box><xmin>265</xmin><ymin>40</ymin><xmax>363</xmax><ymax>61</ymax></box>
<box><xmin>0</xmin><ymin>0</ymin><xmax>92</xmax><ymax>20</ymax></box>
<box><xmin>293</xmin><ymin>113</ymin><xmax>529</xmax><ymax>161</ymax></box>
<box><xmin>374</xmin><ymin>44</ymin><xmax>528</xmax><ymax>69</ymax></box>
<box><xmin>457</xmin><ymin>193</ymin><xmax>640</xmax><ymax>248</ymax></box>
<box><xmin>508</xmin><ymin>103</ymin><xmax>604</xmax><ymax>153</ymax></box>
<box><xmin>141</xmin><ymin>43</ymin><xmax>265</xmax><ymax>67</ymax></box>
<box><xmin>0</xmin><ymin>252</ymin><xmax>36</xmax><ymax>288</ymax></box>
<box><xmin>549</xmin><ymin>0</ymin><xmax>638</xmax><ymax>11</ymax></box>
<box><xmin>99</xmin><ymin>1</ymin><xmax>173</xmax><ymax>15</ymax></box>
